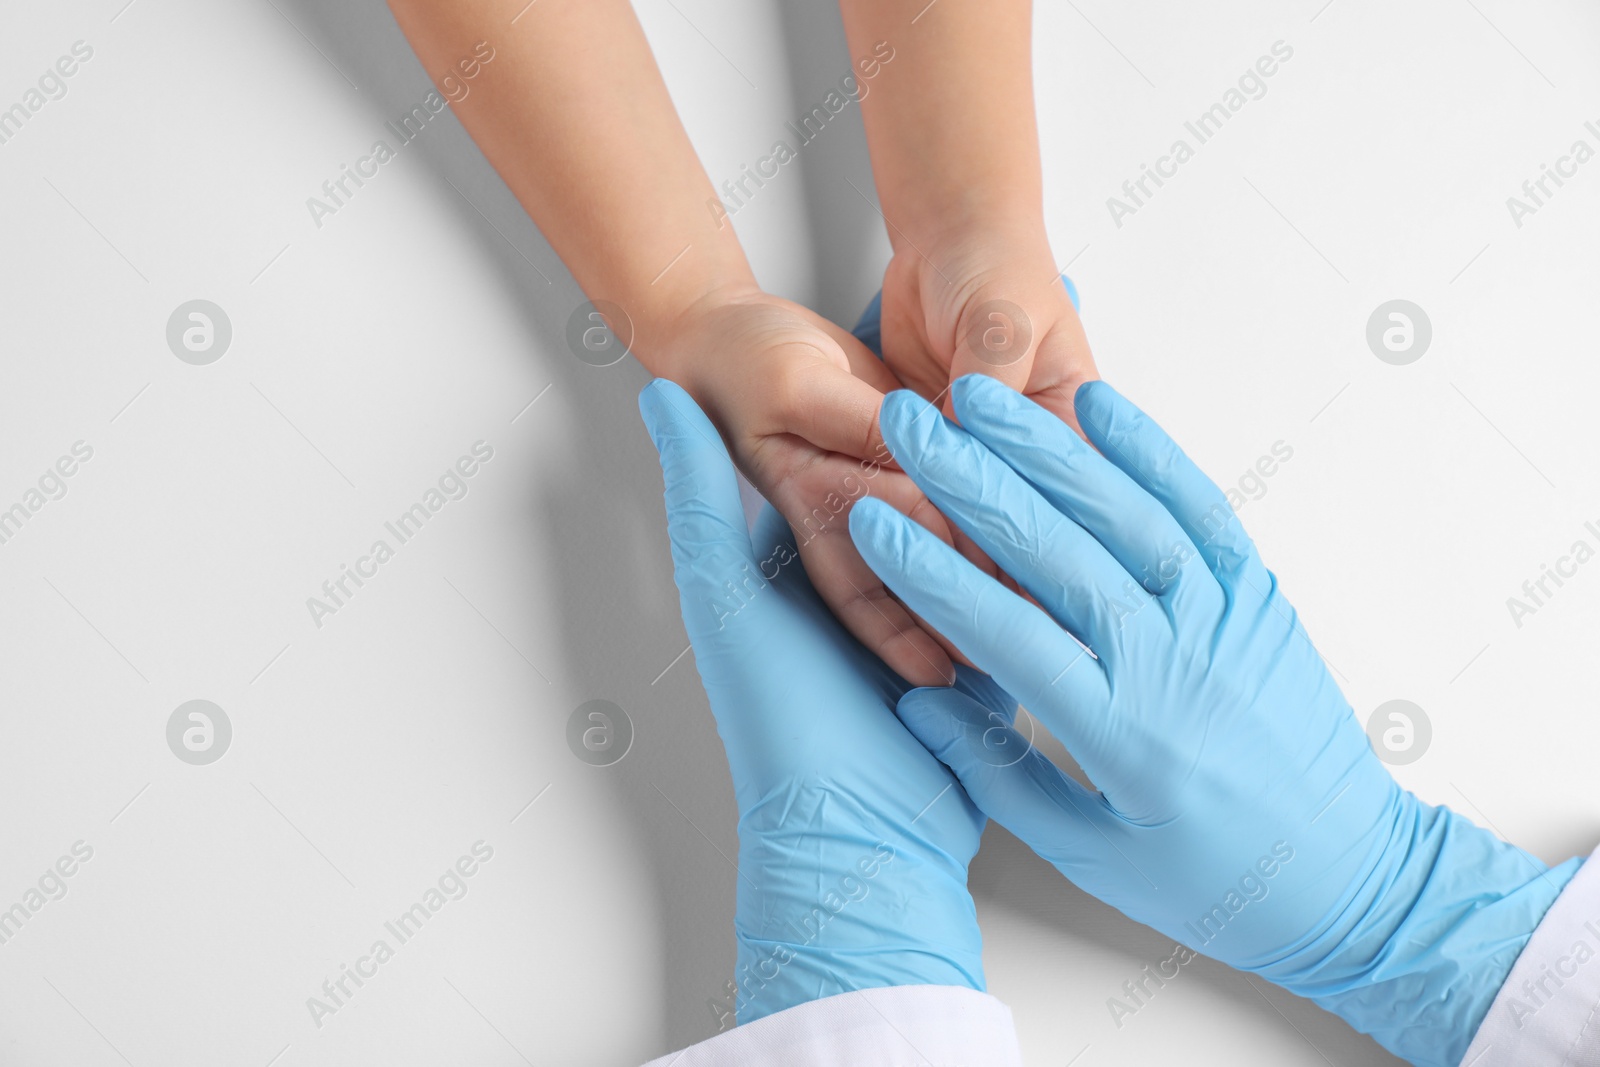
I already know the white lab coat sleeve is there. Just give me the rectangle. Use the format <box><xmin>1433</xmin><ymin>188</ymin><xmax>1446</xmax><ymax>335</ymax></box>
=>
<box><xmin>637</xmin><ymin>985</ymin><xmax>1023</xmax><ymax>1067</ymax></box>
<box><xmin>1460</xmin><ymin>845</ymin><xmax>1600</xmax><ymax>1066</ymax></box>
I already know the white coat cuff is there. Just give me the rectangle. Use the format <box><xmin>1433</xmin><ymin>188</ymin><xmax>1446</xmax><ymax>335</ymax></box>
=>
<box><xmin>1461</xmin><ymin>846</ymin><xmax>1600</xmax><ymax>1066</ymax></box>
<box><xmin>639</xmin><ymin>985</ymin><xmax>1022</xmax><ymax>1067</ymax></box>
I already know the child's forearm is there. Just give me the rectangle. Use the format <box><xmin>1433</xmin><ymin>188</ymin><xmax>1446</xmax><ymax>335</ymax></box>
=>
<box><xmin>838</xmin><ymin>0</ymin><xmax>1045</xmax><ymax>249</ymax></box>
<box><xmin>385</xmin><ymin>0</ymin><xmax>756</xmax><ymax>374</ymax></box>
<box><xmin>389</xmin><ymin>0</ymin><xmax>966</xmax><ymax>689</ymax></box>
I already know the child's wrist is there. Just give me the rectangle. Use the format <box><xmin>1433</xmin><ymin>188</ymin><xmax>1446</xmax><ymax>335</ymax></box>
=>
<box><xmin>887</xmin><ymin>190</ymin><xmax>1046</xmax><ymax>260</ymax></box>
<box><xmin>603</xmin><ymin>266</ymin><xmax>762</xmax><ymax>383</ymax></box>
<box><xmin>629</xmin><ymin>278</ymin><xmax>768</xmax><ymax>387</ymax></box>
<box><xmin>905</xmin><ymin>216</ymin><xmax>1060</xmax><ymax>304</ymax></box>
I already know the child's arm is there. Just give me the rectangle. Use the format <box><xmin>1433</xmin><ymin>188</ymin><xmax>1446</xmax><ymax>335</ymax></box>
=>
<box><xmin>386</xmin><ymin>0</ymin><xmax>746</xmax><ymax>361</ymax></box>
<box><xmin>838</xmin><ymin>0</ymin><xmax>1098</xmax><ymax>425</ymax></box>
<box><xmin>386</xmin><ymin>0</ymin><xmax>959</xmax><ymax>685</ymax></box>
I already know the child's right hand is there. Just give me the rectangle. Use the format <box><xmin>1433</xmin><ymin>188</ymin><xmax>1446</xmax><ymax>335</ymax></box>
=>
<box><xmin>645</xmin><ymin>284</ymin><xmax>963</xmax><ymax>688</ymax></box>
<box><xmin>876</xmin><ymin>217</ymin><xmax>1098</xmax><ymax>431</ymax></box>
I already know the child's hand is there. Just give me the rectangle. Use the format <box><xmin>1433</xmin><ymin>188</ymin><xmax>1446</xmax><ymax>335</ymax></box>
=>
<box><xmin>877</xmin><ymin>219</ymin><xmax>1098</xmax><ymax>430</ymax></box>
<box><xmin>648</xmin><ymin>285</ymin><xmax>961</xmax><ymax>688</ymax></box>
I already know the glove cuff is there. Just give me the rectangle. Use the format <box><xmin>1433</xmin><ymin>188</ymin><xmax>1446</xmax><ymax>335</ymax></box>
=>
<box><xmin>1259</xmin><ymin>791</ymin><xmax>1578</xmax><ymax>1067</ymax></box>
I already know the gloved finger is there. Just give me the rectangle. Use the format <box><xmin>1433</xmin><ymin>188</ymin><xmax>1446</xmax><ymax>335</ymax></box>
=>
<box><xmin>942</xmin><ymin>524</ymin><xmax>1007</xmax><ymax>662</ymax></box>
<box><xmin>947</xmin><ymin>523</ymin><xmax>1000</xmax><ymax>580</ymax></box>
<box><xmin>896</xmin><ymin>686</ymin><xmax>1106</xmax><ymax>862</ymax></box>
<box><xmin>878</xmin><ymin>389</ymin><xmax>1150</xmax><ymax>664</ymax></box>
<box><xmin>1073</xmin><ymin>381</ymin><xmax>1270</xmax><ymax>593</ymax></box>
<box><xmin>639</xmin><ymin>380</ymin><xmax>757</xmax><ymax>633</ymax></box>
<box><xmin>905</xmin><ymin>599</ymin><xmax>980</xmax><ymax>673</ymax></box>
<box><xmin>850</xmin><ymin>496</ymin><xmax>1111</xmax><ymax>732</ymax></box>
<box><xmin>947</xmin><ymin>664</ymin><xmax>1018</xmax><ymax>724</ymax></box>
<box><xmin>951</xmin><ymin>374</ymin><xmax>1221</xmax><ymax>617</ymax></box>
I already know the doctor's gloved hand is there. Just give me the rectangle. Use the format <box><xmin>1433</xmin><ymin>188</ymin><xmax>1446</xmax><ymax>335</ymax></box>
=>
<box><xmin>640</xmin><ymin>379</ymin><xmax>1010</xmax><ymax>1028</ymax></box>
<box><xmin>849</xmin><ymin>375</ymin><xmax>1581</xmax><ymax>1067</ymax></box>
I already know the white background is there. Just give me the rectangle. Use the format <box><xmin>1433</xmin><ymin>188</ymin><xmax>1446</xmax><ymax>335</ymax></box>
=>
<box><xmin>1</xmin><ymin>1</ymin><xmax>1597</xmax><ymax>1064</ymax></box>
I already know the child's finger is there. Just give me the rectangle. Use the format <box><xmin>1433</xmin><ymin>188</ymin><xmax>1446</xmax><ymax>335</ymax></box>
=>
<box><xmin>823</xmin><ymin>315</ymin><xmax>903</xmax><ymax>397</ymax></box>
<box><xmin>775</xmin><ymin>358</ymin><xmax>901</xmax><ymax>470</ymax></box>
<box><xmin>792</xmin><ymin>516</ymin><xmax>957</xmax><ymax>688</ymax></box>
<box><xmin>947</xmin><ymin>292</ymin><xmax>1039</xmax><ymax>403</ymax></box>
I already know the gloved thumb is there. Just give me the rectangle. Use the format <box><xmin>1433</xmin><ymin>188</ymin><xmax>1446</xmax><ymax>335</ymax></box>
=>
<box><xmin>947</xmin><ymin>665</ymin><xmax>1017</xmax><ymax>725</ymax></box>
<box><xmin>638</xmin><ymin>379</ymin><xmax>757</xmax><ymax>635</ymax></box>
<box><xmin>895</xmin><ymin>686</ymin><xmax>1103</xmax><ymax>860</ymax></box>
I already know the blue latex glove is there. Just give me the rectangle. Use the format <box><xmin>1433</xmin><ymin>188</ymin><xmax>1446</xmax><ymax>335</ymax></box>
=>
<box><xmin>639</xmin><ymin>378</ymin><xmax>1014</xmax><ymax>1027</ymax></box>
<box><xmin>848</xmin><ymin>374</ymin><xmax>1581</xmax><ymax>1067</ymax></box>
